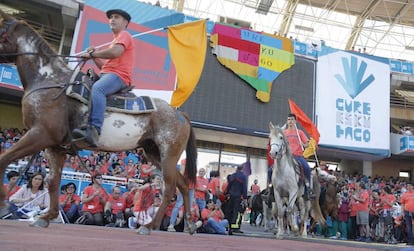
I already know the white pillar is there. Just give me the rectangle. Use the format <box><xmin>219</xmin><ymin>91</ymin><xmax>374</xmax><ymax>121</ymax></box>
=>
<box><xmin>362</xmin><ymin>161</ymin><xmax>373</xmax><ymax>177</ymax></box>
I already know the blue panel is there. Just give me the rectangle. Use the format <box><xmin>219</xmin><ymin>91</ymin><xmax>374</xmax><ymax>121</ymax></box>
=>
<box><xmin>402</xmin><ymin>62</ymin><xmax>414</xmax><ymax>75</ymax></box>
<box><xmin>390</xmin><ymin>60</ymin><xmax>402</xmax><ymax>72</ymax></box>
<box><xmin>0</xmin><ymin>64</ymin><xmax>22</xmax><ymax>87</ymax></box>
<box><xmin>400</xmin><ymin>136</ymin><xmax>408</xmax><ymax>151</ymax></box>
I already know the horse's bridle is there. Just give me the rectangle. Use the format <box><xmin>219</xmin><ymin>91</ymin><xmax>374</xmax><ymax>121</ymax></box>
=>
<box><xmin>270</xmin><ymin>140</ymin><xmax>286</xmax><ymax>160</ymax></box>
<box><xmin>0</xmin><ymin>19</ymin><xmax>18</xmax><ymax>44</ymax></box>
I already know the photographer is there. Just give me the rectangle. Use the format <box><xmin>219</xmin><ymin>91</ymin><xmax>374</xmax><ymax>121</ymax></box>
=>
<box><xmin>201</xmin><ymin>199</ymin><xmax>228</xmax><ymax>235</ymax></box>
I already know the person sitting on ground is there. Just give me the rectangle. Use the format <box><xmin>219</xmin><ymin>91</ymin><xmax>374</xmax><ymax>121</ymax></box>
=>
<box><xmin>104</xmin><ymin>185</ymin><xmax>127</xmax><ymax>227</ymax></box>
<box><xmin>8</xmin><ymin>172</ymin><xmax>49</xmax><ymax>219</ymax></box>
<box><xmin>201</xmin><ymin>199</ymin><xmax>228</xmax><ymax>235</ymax></box>
<box><xmin>59</xmin><ymin>182</ymin><xmax>81</xmax><ymax>223</ymax></box>
<box><xmin>3</xmin><ymin>170</ymin><xmax>20</xmax><ymax>201</ymax></box>
<box><xmin>78</xmin><ymin>174</ymin><xmax>108</xmax><ymax>226</ymax></box>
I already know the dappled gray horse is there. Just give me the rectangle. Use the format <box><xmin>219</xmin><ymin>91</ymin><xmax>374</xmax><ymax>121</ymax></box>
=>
<box><xmin>268</xmin><ymin>122</ymin><xmax>325</xmax><ymax>238</ymax></box>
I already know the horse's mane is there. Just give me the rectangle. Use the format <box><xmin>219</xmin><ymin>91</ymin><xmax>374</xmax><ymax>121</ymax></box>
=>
<box><xmin>15</xmin><ymin>20</ymin><xmax>58</xmax><ymax>65</ymax></box>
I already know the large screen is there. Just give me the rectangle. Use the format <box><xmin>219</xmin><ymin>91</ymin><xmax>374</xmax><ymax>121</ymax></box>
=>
<box><xmin>179</xmin><ymin>47</ymin><xmax>316</xmax><ymax>136</ymax></box>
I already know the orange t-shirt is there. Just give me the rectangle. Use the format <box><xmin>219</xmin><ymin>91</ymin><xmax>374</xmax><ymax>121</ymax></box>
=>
<box><xmin>284</xmin><ymin>128</ymin><xmax>309</xmax><ymax>157</ymax></box>
<box><xmin>380</xmin><ymin>193</ymin><xmax>396</xmax><ymax>210</ymax></box>
<box><xmin>208</xmin><ymin>177</ymin><xmax>220</xmax><ymax>196</ymax></box>
<box><xmin>251</xmin><ymin>184</ymin><xmax>261</xmax><ymax>194</ymax></box>
<box><xmin>133</xmin><ymin>187</ymin><xmax>155</xmax><ymax>212</ymax></box>
<box><xmin>3</xmin><ymin>184</ymin><xmax>20</xmax><ymax>200</ymax></box>
<box><xmin>201</xmin><ymin>208</ymin><xmax>223</xmax><ymax>224</ymax></box>
<box><xmin>81</xmin><ymin>186</ymin><xmax>108</xmax><ymax>214</ymax></box>
<box><xmin>355</xmin><ymin>190</ymin><xmax>369</xmax><ymax>212</ymax></box>
<box><xmin>107</xmin><ymin>195</ymin><xmax>127</xmax><ymax>215</ymax></box>
<box><xmin>59</xmin><ymin>193</ymin><xmax>81</xmax><ymax>212</ymax></box>
<box><xmin>123</xmin><ymin>190</ymin><xmax>137</xmax><ymax>209</ymax></box>
<box><xmin>401</xmin><ymin>190</ymin><xmax>414</xmax><ymax>212</ymax></box>
<box><xmin>195</xmin><ymin>176</ymin><xmax>208</xmax><ymax>200</ymax></box>
<box><xmin>101</xmin><ymin>30</ymin><xmax>135</xmax><ymax>85</ymax></box>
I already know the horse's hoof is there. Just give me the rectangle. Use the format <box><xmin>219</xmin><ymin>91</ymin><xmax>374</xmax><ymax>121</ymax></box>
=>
<box><xmin>136</xmin><ymin>226</ymin><xmax>151</xmax><ymax>235</ymax></box>
<box><xmin>29</xmin><ymin>217</ymin><xmax>49</xmax><ymax>228</ymax></box>
<box><xmin>275</xmin><ymin>235</ymin><xmax>283</xmax><ymax>240</ymax></box>
<box><xmin>188</xmin><ymin>223</ymin><xmax>196</xmax><ymax>235</ymax></box>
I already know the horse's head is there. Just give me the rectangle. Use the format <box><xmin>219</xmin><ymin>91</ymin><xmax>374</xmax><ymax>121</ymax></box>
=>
<box><xmin>318</xmin><ymin>168</ymin><xmax>337</xmax><ymax>184</ymax></box>
<box><xmin>0</xmin><ymin>9</ymin><xmax>19</xmax><ymax>62</ymax></box>
<box><xmin>268</xmin><ymin>122</ymin><xmax>287</xmax><ymax>159</ymax></box>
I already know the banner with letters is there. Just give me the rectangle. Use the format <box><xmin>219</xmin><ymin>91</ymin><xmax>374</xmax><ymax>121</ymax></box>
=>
<box><xmin>315</xmin><ymin>47</ymin><xmax>390</xmax><ymax>157</ymax></box>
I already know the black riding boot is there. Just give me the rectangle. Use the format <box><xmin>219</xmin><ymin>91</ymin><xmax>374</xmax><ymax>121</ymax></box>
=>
<box><xmin>72</xmin><ymin>124</ymin><xmax>99</xmax><ymax>147</ymax></box>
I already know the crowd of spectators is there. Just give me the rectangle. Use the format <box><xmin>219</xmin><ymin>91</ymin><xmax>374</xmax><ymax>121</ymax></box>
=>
<box><xmin>4</xmin><ymin>126</ymin><xmax>414</xmax><ymax>245</ymax></box>
<box><xmin>312</xmin><ymin>169</ymin><xmax>408</xmax><ymax>245</ymax></box>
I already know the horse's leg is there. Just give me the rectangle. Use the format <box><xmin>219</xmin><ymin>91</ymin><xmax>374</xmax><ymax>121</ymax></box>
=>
<box><xmin>262</xmin><ymin>199</ymin><xmax>268</xmax><ymax>230</ymax></box>
<box><xmin>287</xmin><ymin>190</ymin><xmax>299</xmax><ymax>234</ymax></box>
<box><xmin>297</xmin><ymin>197</ymin><xmax>308</xmax><ymax>237</ymax></box>
<box><xmin>273</xmin><ymin>191</ymin><xmax>284</xmax><ymax>239</ymax></box>
<box><xmin>30</xmin><ymin>147</ymin><xmax>64</xmax><ymax>228</ymax></box>
<box><xmin>176</xmin><ymin>170</ymin><xmax>195</xmax><ymax>234</ymax></box>
<box><xmin>138</xmin><ymin>159</ymin><xmax>177</xmax><ymax>235</ymax></box>
<box><xmin>0</xmin><ymin>130</ymin><xmax>52</xmax><ymax>215</ymax></box>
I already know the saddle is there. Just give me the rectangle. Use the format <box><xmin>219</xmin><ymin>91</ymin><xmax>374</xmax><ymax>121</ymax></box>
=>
<box><xmin>66</xmin><ymin>69</ymin><xmax>157</xmax><ymax>114</ymax></box>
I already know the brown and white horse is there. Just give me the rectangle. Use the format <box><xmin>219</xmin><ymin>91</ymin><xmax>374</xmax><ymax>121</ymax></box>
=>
<box><xmin>0</xmin><ymin>10</ymin><xmax>197</xmax><ymax>235</ymax></box>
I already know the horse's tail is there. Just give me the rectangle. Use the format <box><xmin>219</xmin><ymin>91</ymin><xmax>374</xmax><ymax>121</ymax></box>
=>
<box><xmin>310</xmin><ymin>172</ymin><xmax>326</xmax><ymax>228</ymax></box>
<box><xmin>310</xmin><ymin>197</ymin><xmax>326</xmax><ymax>228</ymax></box>
<box><xmin>184</xmin><ymin>115</ymin><xmax>197</xmax><ymax>185</ymax></box>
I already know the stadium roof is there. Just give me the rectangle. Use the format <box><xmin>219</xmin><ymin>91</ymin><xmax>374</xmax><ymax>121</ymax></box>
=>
<box><xmin>150</xmin><ymin>0</ymin><xmax>414</xmax><ymax>61</ymax></box>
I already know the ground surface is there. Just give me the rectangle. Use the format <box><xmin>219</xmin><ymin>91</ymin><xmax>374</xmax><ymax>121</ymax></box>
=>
<box><xmin>0</xmin><ymin>220</ymin><xmax>412</xmax><ymax>251</ymax></box>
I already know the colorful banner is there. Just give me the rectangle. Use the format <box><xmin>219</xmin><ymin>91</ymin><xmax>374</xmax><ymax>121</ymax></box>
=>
<box><xmin>210</xmin><ymin>23</ymin><xmax>294</xmax><ymax>102</ymax></box>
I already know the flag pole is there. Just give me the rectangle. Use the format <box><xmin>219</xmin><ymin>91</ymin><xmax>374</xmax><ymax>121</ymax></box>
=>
<box><xmin>75</xmin><ymin>18</ymin><xmax>208</xmax><ymax>56</ymax></box>
<box><xmin>294</xmin><ymin>124</ymin><xmax>304</xmax><ymax>151</ymax></box>
<box><xmin>74</xmin><ymin>27</ymin><xmax>167</xmax><ymax>56</ymax></box>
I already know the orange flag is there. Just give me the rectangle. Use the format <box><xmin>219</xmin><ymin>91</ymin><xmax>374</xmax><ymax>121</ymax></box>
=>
<box><xmin>168</xmin><ymin>20</ymin><xmax>207</xmax><ymax>107</ymax></box>
<box><xmin>288</xmin><ymin>99</ymin><xmax>320</xmax><ymax>145</ymax></box>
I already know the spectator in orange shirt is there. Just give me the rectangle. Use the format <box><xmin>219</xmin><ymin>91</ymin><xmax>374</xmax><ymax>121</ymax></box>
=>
<box><xmin>348</xmin><ymin>188</ymin><xmax>358</xmax><ymax>240</ymax></box>
<box><xmin>208</xmin><ymin>170</ymin><xmax>220</xmax><ymax>204</ymax></box>
<box><xmin>3</xmin><ymin>171</ymin><xmax>20</xmax><ymax>201</ymax></box>
<box><xmin>195</xmin><ymin>168</ymin><xmax>208</xmax><ymax>212</ymax></box>
<box><xmin>400</xmin><ymin>182</ymin><xmax>414</xmax><ymax>245</ymax></box>
<box><xmin>78</xmin><ymin>174</ymin><xmax>108</xmax><ymax>226</ymax></box>
<box><xmin>59</xmin><ymin>182</ymin><xmax>81</xmax><ymax>223</ymax></box>
<box><xmin>125</xmin><ymin>159</ymin><xmax>138</xmax><ymax>178</ymax></box>
<box><xmin>353</xmin><ymin>182</ymin><xmax>370</xmax><ymax>241</ymax></box>
<box><xmin>201</xmin><ymin>199</ymin><xmax>228</xmax><ymax>235</ymax></box>
<box><xmin>104</xmin><ymin>186</ymin><xmax>127</xmax><ymax>227</ymax></box>
<box><xmin>132</xmin><ymin>175</ymin><xmax>159</xmax><ymax>228</ymax></box>
<box><xmin>123</xmin><ymin>180</ymin><xmax>139</xmax><ymax>220</ymax></box>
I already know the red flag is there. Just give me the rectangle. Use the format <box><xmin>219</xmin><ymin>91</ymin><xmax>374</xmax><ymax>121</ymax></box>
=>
<box><xmin>288</xmin><ymin>99</ymin><xmax>320</xmax><ymax>144</ymax></box>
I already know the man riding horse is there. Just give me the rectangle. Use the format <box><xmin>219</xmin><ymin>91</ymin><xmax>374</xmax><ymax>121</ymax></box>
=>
<box><xmin>284</xmin><ymin>113</ymin><xmax>314</xmax><ymax>199</ymax></box>
<box><xmin>72</xmin><ymin>9</ymin><xmax>134</xmax><ymax>147</ymax></box>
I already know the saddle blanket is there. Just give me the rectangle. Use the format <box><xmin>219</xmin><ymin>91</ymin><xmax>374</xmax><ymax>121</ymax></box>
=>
<box><xmin>66</xmin><ymin>82</ymin><xmax>157</xmax><ymax>114</ymax></box>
